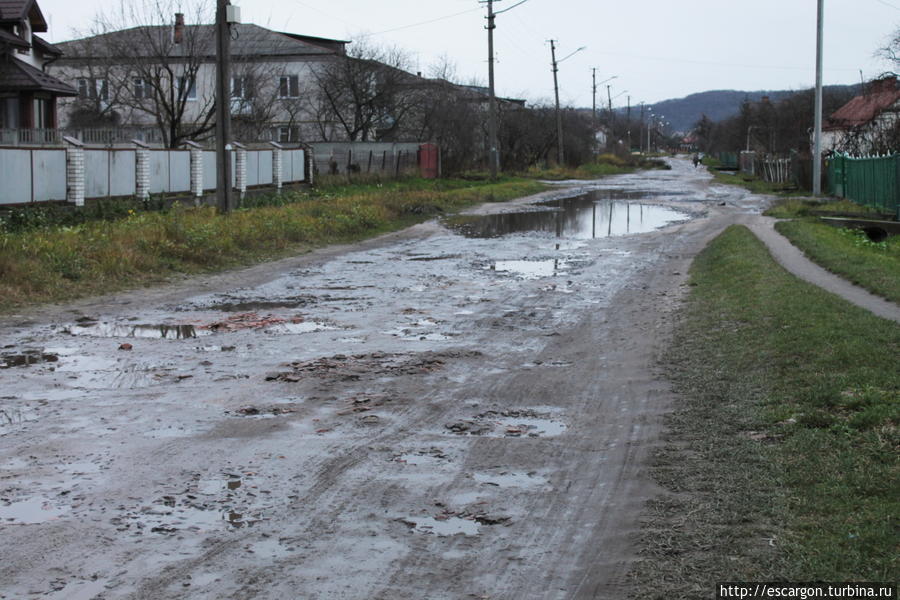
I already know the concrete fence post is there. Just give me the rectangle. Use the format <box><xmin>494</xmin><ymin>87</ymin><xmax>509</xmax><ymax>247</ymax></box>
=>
<box><xmin>233</xmin><ymin>142</ymin><xmax>247</xmax><ymax>199</ymax></box>
<box><xmin>183</xmin><ymin>140</ymin><xmax>204</xmax><ymax>202</ymax></box>
<box><xmin>132</xmin><ymin>139</ymin><xmax>150</xmax><ymax>201</ymax></box>
<box><xmin>63</xmin><ymin>136</ymin><xmax>85</xmax><ymax>207</ymax></box>
<box><xmin>269</xmin><ymin>141</ymin><xmax>283</xmax><ymax>192</ymax></box>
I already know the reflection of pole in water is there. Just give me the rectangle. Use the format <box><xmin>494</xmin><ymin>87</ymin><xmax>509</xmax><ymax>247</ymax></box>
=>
<box><xmin>553</xmin><ymin>258</ymin><xmax>559</xmax><ymax>274</ymax></box>
<box><xmin>592</xmin><ymin>203</ymin><xmax>596</xmax><ymax>239</ymax></box>
<box><xmin>640</xmin><ymin>204</ymin><xmax>644</xmax><ymax>224</ymax></box>
<box><xmin>627</xmin><ymin>203</ymin><xmax>631</xmax><ymax>233</ymax></box>
<box><xmin>607</xmin><ymin>202</ymin><xmax>613</xmax><ymax>237</ymax></box>
<box><xmin>555</xmin><ymin>211</ymin><xmax>562</xmax><ymax>238</ymax></box>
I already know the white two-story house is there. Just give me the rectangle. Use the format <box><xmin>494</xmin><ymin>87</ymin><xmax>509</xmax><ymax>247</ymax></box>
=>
<box><xmin>51</xmin><ymin>16</ymin><xmax>350</xmax><ymax>147</ymax></box>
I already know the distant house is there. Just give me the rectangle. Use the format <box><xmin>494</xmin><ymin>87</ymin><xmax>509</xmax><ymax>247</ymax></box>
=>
<box><xmin>0</xmin><ymin>0</ymin><xmax>77</xmax><ymax>132</ymax></box>
<box><xmin>823</xmin><ymin>76</ymin><xmax>900</xmax><ymax>155</ymax></box>
<box><xmin>52</xmin><ymin>18</ymin><xmax>350</xmax><ymax>145</ymax></box>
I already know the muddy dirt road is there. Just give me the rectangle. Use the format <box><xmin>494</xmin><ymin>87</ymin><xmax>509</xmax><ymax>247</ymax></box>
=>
<box><xmin>1</xmin><ymin>159</ymin><xmax>768</xmax><ymax>599</ymax></box>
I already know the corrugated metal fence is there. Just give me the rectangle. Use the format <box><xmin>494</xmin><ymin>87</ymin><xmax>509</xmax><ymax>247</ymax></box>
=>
<box><xmin>0</xmin><ymin>145</ymin><xmax>307</xmax><ymax>205</ymax></box>
<box><xmin>827</xmin><ymin>153</ymin><xmax>900</xmax><ymax>217</ymax></box>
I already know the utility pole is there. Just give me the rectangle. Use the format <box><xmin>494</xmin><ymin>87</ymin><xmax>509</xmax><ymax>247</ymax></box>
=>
<box><xmin>482</xmin><ymin>0</ymin><xmax>527</xmax><ymax>178</ymax></box>
<box><xmin>485</xmin><ymin>0</ymin><xmax>499</xmax><ymax>179</ymax></box>
<box><xmin>592</xmin><ymin>67</ymin><xmax>597</xmax><ymax>123</ymax></box>
<box><xmin>550</xmin><ymin>40</ymin><xmax>563</xmax><ymax>165</ymax></box>
<box><xmin>812</xmin><ymin>0</ymin><xmax>824</xmax><ymax>196</ymax></box>
<box><xmin>214</xmin><ymin>0</ymin><xmax>233</xmax><ymax>213</ymax></box>
<box><xmin>606</xmin><ymin>84</ymin><xmax>612</xmax><ymax>118</ymax></box>
<box><xmin>548</xmin><ymin>41</ymin><xmax>585</xmax><ymax>166</ymax></box>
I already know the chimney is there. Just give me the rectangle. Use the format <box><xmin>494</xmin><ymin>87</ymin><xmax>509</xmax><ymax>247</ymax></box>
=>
<box><xmin>174</xmin><ymin>13</ymin><xmax>184</xmax><ymax>44</ymax></box>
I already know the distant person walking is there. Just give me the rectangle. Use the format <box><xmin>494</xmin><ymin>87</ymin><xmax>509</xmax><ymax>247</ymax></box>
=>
<box><xmin>692</xmin><ymin>153</ymin><xmax>701</xmax><ymax>168</ymax></box>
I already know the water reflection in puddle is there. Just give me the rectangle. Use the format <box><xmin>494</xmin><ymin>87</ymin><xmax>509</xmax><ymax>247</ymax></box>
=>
<box><xmin>405</xmin><ymin>516</ymin><xmax>480</xmax><ymax>536</ymax></box>
<box><xmin>447</xmin><ymin>191</ymin><xmax>686</xmax><ymax>240</ymax></box>
<box><xmin>492</xmin><ymin>259</ymin><xmax>562</xmax><ymax>278</ymax></box>
<box><xmin>65</xmin><ymin>323</ymin><xmax>209</xmax><ymax>339</ymax></box>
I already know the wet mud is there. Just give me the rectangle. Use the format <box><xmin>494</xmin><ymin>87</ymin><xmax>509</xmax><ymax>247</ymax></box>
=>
<box><xmin>0</xmin><ymin>158</ymin><xmax>772</xmax><ymax>599</ymax></box>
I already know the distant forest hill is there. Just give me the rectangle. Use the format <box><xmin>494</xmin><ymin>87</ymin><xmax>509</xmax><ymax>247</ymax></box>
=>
<box><xmin>610</xmin><ymin>85</ymin><xmax>860</xmax><ymax>133</ymax></box>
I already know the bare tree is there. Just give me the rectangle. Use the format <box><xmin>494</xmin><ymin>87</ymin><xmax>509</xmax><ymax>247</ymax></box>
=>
<box><xmin>58</xmin><ymin>0</ymin><xmax>216</xmax><ymax>147</ymax></box>
<box><xmin>309</xmin><ymin>40</ymin><xmax>419</xmax><ymax>142</ymax></box>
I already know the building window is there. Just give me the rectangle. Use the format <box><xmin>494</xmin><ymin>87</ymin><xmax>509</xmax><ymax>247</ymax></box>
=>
<box><xmin>278</xmin><ymin>126</ymin><xmax>299</xmax><ymax>143</ymax></box>
<box><xmin>232</xmin><ymin>76</ymin><xmax>254</xmax><ymax>99</ymax></box>
<box><xmin>279</xmin><ymin>75</ymin><xmax>299</xmax><ymax>98</ymax></box>
<box><xmin>134</xmin><ymin>78</ymin><xmax>151</xmax><ymax>100</ymax></box>
<box><xmin>76</xmin><ymin>78</ymin><xmax>108</xmax><ymax>101</ymax></box>
<box><xmin>95</xmin><ymin>79</ymin><xmax>109</xmax><ymax>102</ymax></box>
<box><xmin>177</xmin><ymin>76</ymin><xmax>196</xmax><ymax>101</ymax></box>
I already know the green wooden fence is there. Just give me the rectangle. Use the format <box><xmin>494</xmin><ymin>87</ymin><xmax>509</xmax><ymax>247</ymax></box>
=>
<box><xmin>827</xmin><ymin>153</ymin><xmax>900</xmax><ymax>218</ymax></box>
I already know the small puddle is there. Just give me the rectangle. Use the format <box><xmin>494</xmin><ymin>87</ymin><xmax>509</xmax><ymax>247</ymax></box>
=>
<box><xmin>0</xmin><ymin>497</ymin><xmax>69</xmax><ymax>524</ymax></box>
<box><xmin>65</xmin><ymin>322</ymin><xmax>209</xmax><ymax>339</ymax></box>
<box><xmin>492</xmin><ymin>259</ymin><xmax>562</xmax><ymax>279</ymax></box>
<box><xmin>403</xmin><ymin>516</ymin><xmax>480</xmax><ymax>536</ymax></box>
<box><xmin>473</xmin><ymin>471</ymin><xmax>548</xmax><ymax>488</ymax></box>
<box><xmin>446</xmin><ymin>191</ymin><xmax>686</xmax><ymax>239</ymax></box>
<box><xmin>0</xmin><ymin>350</ymin><xmax>59</xmax><ymax>369</ymax></box>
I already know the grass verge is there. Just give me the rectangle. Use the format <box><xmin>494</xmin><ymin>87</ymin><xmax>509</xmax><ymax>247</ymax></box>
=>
<box><xmin>629</xmin><ymin>226</ymin><xmax>898</xmax><ymax>598</ymax></box>
<box><xmin>0</xmin><ymin>177</ymin><xmax>548</xmax><ymax>311</ymax></box>
<box><xmin>774</xmin><ymin>220</ymin><xmax>900</xmax><ymax>304</ymax></box>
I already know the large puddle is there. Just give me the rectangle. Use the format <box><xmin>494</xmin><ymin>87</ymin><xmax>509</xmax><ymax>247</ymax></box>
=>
<box><xmin>446</xmin><ymin>190</ymin><xmax>687</xmax><ymax>239</ymax></box>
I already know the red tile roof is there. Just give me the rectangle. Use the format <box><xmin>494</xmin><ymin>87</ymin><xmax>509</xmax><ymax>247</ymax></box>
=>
<box><xmin>826</xmin><ymin>78</ymin><xmax>900</xmax><ymax>130</ymax></box>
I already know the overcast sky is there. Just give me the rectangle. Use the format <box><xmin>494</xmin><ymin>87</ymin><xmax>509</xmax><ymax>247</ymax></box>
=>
<box><xmin>41</xmin><ymin>0</ymin><xmax>900</xmax><ymax>108</ymax></box>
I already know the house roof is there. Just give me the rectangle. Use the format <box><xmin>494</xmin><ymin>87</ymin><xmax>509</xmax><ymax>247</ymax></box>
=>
<box><xmin>0</xmin><ymin>55</ymin><xmax>78</xmax><ymax>95</ymax></box>
<box><xmin>0</xmin><ymin>26</ymin><xmax>29</xmax><ymax>48</ymax></box>
<box><xmin>56</xmin><ymin>23</ymin><xmax>346</xmax><ymax>61</ymax></box>
<box><xmin>826</xmin><ymin>78</ymin><xmax>900</xmax><ymax>130</ymax></box>
<box><xmin>32</xmin><ymin>33</ymin><xmax>61</xmax><ymax>56</ymax></box>
<box><xmin>0</xmin><ymin>0</ymin><xmax>47</xmax><ymax>32</ymax></box>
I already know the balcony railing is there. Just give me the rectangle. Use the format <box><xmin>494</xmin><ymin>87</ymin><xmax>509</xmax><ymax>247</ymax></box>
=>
<box><xmin>0</xmin><ymin>128</ymin><xmax>164</xmax><ymax>147</ymax></box>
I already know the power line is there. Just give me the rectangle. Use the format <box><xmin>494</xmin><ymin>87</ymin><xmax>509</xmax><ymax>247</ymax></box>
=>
<box><xmin>873</xmin><ymin>0</ymin><xmax>900</xmax><ymax>10</ymax></box>
<box><xmin>361</xmin><ymin>7</ymin><xmax>482</xmax><ymax>37</ymax></box>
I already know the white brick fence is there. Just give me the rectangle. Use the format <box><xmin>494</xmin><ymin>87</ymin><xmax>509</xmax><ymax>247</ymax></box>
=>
<box><xmin>0</xmin><ymin>139</ymin><xmax>308</xmax><ymax>206</ymax></box>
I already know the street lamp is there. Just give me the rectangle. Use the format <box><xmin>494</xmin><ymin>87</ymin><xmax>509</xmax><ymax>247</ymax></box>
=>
<box><xmin>591</xmin><ymin>71</ymin><xmax>616</xmax><ymax>122</ymax></box>
<box><xmin>550</xmin><ymin>42</ymin><xmax>586</xmax><ymax>165</ymax></box>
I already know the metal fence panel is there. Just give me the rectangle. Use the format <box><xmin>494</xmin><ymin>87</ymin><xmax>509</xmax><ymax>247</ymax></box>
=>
<box><xmin>32</xmin><ymin>149</ymin><xmax>66</xmax><ymax>202</ymax></box>
<box><xmin>149</xmin><ymin>151</ymin><xmax>170</xmax><ymax>193</ymax></box>
<box><xmin>169</xmin><ymin>151</ymin><xmax>190</xmax><ymax>193</ymax></box>
<box><xmin>109</xmin><ymin>150</ymin><xmax>136</xmax><ymax>197</ymax></box>
<box><xmin>0</xmin><ymin>148</ymin><xmax>32</xmax><ymax>204</ymax></box>
<box><xmin>828</xmin><ymin>153</ymin><xmax>900</xmax><ymax>217</ymax></box>
<box><xmin>247</xmin><ymin>151</ymin><xmax>260</xmax><ymax>187</ymax></box>
<box><xmin>257</xmin><ymin>151</ymin><xmax>273</xmax><ymax>186</ymax></box>
<box><xmin>84</xmin><ymin>150</ymin><xmax>110</xmax><ymax>198</ymax></box>
<box><xmin>202</xmin><ymin>151</ymin><xmax>216</xmax><ymax>190</ymax></box>
<box><xmin>289</xmin><ymin>149</ymin><xmax>305</xmax><ymax>182</ymax></box>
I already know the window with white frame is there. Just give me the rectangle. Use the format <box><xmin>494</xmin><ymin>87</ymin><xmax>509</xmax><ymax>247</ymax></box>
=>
<box><xmin>277</xmin><ymin>126</ymin><xmax>299</xmax><ymax>143</ymax></box>
<box><xmin>177</xmin><ymin>76</ymin><xmax>196</xmax><ymax>100</ymax></box>
<box><xmin>134</xmin><ymin>77</ymin><xmax>151</xmax><ymax>100</ymax></box>
<box><xmin>279</xmin><ymin>75</ymin><xmax>299</xmax><ymax>98</ymax></box>
<box><xmin>76</xmin><ymin>78</ymin><xmax>108</xmax><ymax>101</ymax></box>
<box><xmin>231</xmin><ymin>76</ymin><xmax>254</xmax><ymax>99</ymax></box>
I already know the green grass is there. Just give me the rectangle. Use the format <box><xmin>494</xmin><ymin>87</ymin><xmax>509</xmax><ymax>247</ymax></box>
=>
<box><xmin>764</xmin><ymin>197</ymin><xmax>884</xmax><ymax>220</ymax></box>
<box><xmin>774</xmin><ymin>220</ymin><xmax>900</xmax><ymax>303</ymax></box>
<box><xmin>630</xmin><ymin>226</ymin><xmax>898</xmax><ymax>597</ymax></box>
<box><xmin>0</xmin><ymin>177</ymin><xmax>548</xmax><ymax>311</ymax></box>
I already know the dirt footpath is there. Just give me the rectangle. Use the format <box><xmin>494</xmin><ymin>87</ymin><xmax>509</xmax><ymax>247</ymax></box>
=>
<box><xmin>1</xmin><ymin>159</ymin><xmax>767</xmax><ymax>599</ymax></box>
